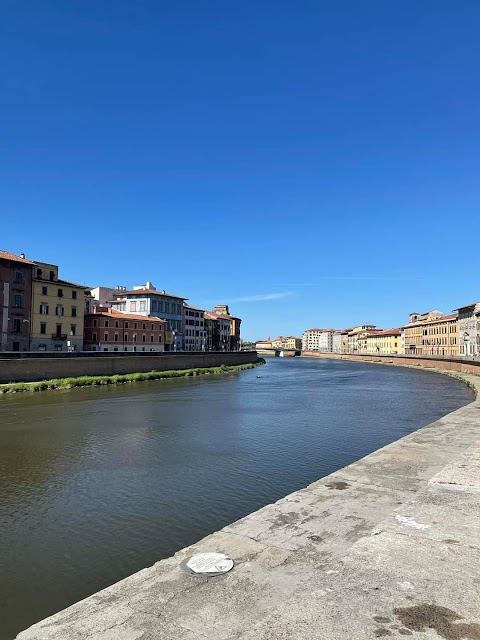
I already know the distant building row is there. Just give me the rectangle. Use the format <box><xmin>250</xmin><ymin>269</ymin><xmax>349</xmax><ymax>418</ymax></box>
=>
<box><xmin>256</xmin><ymin>336</ymin><xmax>302</xmax><ymax>350</ymax></box>
<box><xmin>300</xmin><ymin>305</ymin><xmax>480</xmax><ymax>357</ymax></box>
<box><xmin>0</xmin><ymin>251</ymin><xmax>241</xmax><ymax>352</ymax></box>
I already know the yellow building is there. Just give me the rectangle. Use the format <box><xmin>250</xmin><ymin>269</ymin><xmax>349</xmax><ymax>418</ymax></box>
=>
<box><xmin>256</xmin><ymin>339</ymin><xmax>273</xmax><ymax>350</ymax></box>
<box><xmin>365</xmin><ymin>329</ymin><xmax>402</xmax><ymax>354</ymax></box>
<box><xmin>403</xmin><ymin>313</ymin><xmax>458</xmax><ymax>356</ymax></box>
<box><xmin>356</xmin><ymin>330</ymin><xmax>379</xmax><ymax>353</ymax></box>
<box><xmin>30</xmin><ymin>261</ymin><xmax>88</xmax><ymax>352</ymax></box>
<box><xmin>271</xmin><ymin>336</ymin><xmax>302</xmax><ymax>349</ymax></box>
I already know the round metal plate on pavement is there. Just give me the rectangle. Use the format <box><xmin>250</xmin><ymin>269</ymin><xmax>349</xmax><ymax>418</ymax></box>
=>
<box><xmin>179</xmin><ymin>552</ymin><xmax>234</xmax><ymax>576</ymax></box>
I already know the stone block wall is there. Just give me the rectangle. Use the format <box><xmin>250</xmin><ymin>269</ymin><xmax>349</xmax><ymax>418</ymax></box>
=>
<box><xmin>0</xmin><ymin>351</ymin><xmax>258</xmax><ymax>384</ymax></box>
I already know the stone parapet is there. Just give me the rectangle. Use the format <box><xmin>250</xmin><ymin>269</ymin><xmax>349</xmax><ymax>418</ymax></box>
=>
<box><xmin>302</xmin><ymin>350</ymin><xmax>480</xmax><ymax>377</ymax></box>
<box><xmin>0</xmin><ymin>351</ymin><xmax>257</xmax><ymax>384</ymax></box>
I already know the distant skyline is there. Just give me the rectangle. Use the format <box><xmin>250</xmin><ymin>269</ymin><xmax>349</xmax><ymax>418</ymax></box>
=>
<box><xmin>2</xmin><ymin>1</ymin><xmax>479</xmax><ymax>341</ymax></box>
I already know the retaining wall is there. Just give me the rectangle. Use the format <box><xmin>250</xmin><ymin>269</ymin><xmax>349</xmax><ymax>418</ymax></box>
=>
<box><xmin>0</xmin><ymin>351</ymin><xmax>258</xmax><ymax>384</ymax></box>
<box><xmin>301</xmin><ymin>350</ymin><xmax>480</xmax><ymax>376</ymax></box>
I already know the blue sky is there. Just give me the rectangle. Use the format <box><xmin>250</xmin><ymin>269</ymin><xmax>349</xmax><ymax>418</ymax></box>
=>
<box><xmin>1</xmin><ymin>1</ymin><xmax>479</xmax><ymax>341</ymax></box>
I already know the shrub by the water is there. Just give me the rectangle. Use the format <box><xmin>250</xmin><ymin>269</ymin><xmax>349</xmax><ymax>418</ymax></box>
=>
<box><xmin>0</xmin><ymin>361</ymin><xmax>262</xmax><ymax>394</ymax></box>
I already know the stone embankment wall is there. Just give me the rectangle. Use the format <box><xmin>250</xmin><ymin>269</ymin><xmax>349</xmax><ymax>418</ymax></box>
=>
<box><xmin>301</xmin><ymin>351</ymin><xmax>480</xmax><ymax>376</ymax></box>
<box><xmin>0</xmin><ymin>351</ymin><xmax>258</xmax><ymax>384</ymax></box>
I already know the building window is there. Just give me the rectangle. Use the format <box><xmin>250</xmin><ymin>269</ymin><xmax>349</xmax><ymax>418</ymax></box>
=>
<box><xmin>130</xmin><ymin>301</ymin><xmax>137</xmax><ymax>312</ymax></box>
<box><xmin>93</xmin><ymin>319</ymin><xmax>97</xmax><ymax>327</ymax></box>
<box><xmin>14</xmin><ymin>293</ymin><xmax>22</xmax><ymax>308</ymax></box>
<box><xmin>114</xmin><ymin>333</ymin><xmax>119</xmax><ymax>342</ymax></box>
<box><xmin>56</xmin><ymin>305</ymin><xmax>64</xmax><ymax>316</ymax></box>
<box><xmin>134</xmin><ymin>322</ymin><xmax>138</xmax><ymax>329</ymax></box>
<box><xmin>104</xmin><ymin>333</ymin><xmax>108</xmax><ymax>341</ymax></box>
<box><xmin>40</xmin><ymin>303</ymin><xmax>49</xmax><ymax>314</ymax></box>
<box><xmin>14</xmin><ymin>271</ymin><xmax>23</xmax><ymax>283</ymax></box>
<box><xmin>71</xmin><ymin>325</ymin><xmax>76</xmax><ymax>336</ymax></box>
<box><xmin>151</xmin><ymin>324</ymin><xmax>154</xmax><ymax>330</ymax></box>
<box><xmin>142</xmin><ymin>334</ymin><xmax>146</xmax><ymax>342</ymax></box>
<box><xmin>38</xmin><ymin>344</ymin><xmax>46</xmax><ymax>351</ymax></box>
<box><xmin>36</xmin><ymin>268</ymin><xmax>43</xmax><ymax>279</ymax></box>
<box><xmin>124</xmin><ymin>321</ymin><xmax>129</xmax><ymax>329</ymax></box>
<box><xmin>105</xmin><ymin>320</ymin><xmax>109</xmax><ymax>327</ymax></box>
<box><xmin>13</xmin><ymin>318</ymin><xmax>21</xmax><ymax>332</ymax></box>
<box><xmin>93</xmin><ymin>332</ymin><xmax>97</xmax><ymax>341</ymax></box>
<box><xmin>54</xmin><ymin>345</ymin><xmax>62</xmax><ymax>351</ymax></box>
<box><xmin>49</xmin><ymin>271</ymin><xmax>55</xmax><ymax>281</ymax></box>
<box><xmin>133</xmin><ymin>334</ymin><xmax>137</xmax><ymax>342</ymax></box>
<box><xmin>40</xmin><ymin>322</ymin><xmax>46</xmax><ymax>335</ymax></box>
<box><xmin>142</xmin><ymin>323</ymin><xmax>146</xmax><ymax>330</ymax></box>
<box><xmin>151</xmin><ymin>335</ymin><xmax>154</xmax><ymax>342</ymax></box>
<box><xmin>72</xmin><ymin>291</ymin><xmax>77</xmax><ymax>299</ymax></box>
<box><xmin>140</xmin><ymin>301</ymin><xmax>146</xmax><ymax>312</ymax></box>
<box><xmin>159</xmin><ymin>335</ymin><xmax>162</xmax><ymax>342</ymax></box>
<box><xmin>114</xmin><ymin>347</ymin><xmax>118</xmax><ymax>351</ymax></box>
<box><xmin>72</xmin><ymin>306</ymin><xmax>77</xmax><ymax>317</ymax></box>
<box><xmin>58</xmin><ymin>289</ymin><xmax>64</xmax><ymax>298</ymax></box>
<box><xmin>115</xmin><ymin>321</ymin><xmax>119</xmax><ymax>328</ymax></box>
<box><xmin>42</xmin><ymin>286</ymin><xmax>48</xmax><ymax>295</ymax></box>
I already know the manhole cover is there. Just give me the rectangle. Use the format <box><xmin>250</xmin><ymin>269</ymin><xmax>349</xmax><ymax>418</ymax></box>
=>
<box><xmin>180</xmin><ymin>552</ymin><xmax>234</xmax><ymax>576</ymax></box>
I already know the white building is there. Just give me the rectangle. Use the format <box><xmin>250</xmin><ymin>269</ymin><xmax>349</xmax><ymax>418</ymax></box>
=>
<box><xmin>302</xmin><ymin>328</ymin><xmax>335</xmax><ymax>352</ymax></box>
<box><xmin>348</xmin><ymin>325</ymin><xmax>376</xmax><ymax>353</ymax></box>
<box><xmin>184</xmin><ymin>304</ymin><xmax>207</xmax><ymax>351</ymax></box>
<box><xmin>454</xmin><ymin>302</ymin><xmax>480</xmax><ymax>357</ymax></box>
<box><xmin>90</xmin><ymin>286</ymin><xmax>117</xmax><ymax>308</ymax></box>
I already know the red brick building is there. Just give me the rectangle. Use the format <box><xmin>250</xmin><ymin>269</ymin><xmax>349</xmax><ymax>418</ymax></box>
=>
<box><xmin>0</xmin><ymin>250</ymin><xmax>35</xmax><ymax>351</ymax></box>
<box><xmin>84</xmin><ymin>307</ymin><xmax>166</xmax><ymax>352</ymax></box>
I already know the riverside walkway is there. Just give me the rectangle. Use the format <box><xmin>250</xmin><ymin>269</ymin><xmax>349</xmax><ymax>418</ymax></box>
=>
<box><xmin>17</xmin><ymin>373</ymin><xmax>480</xmax><ymax>639</ymax></box>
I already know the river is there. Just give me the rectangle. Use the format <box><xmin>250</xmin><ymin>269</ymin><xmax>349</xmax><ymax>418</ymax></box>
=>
<box><xmin>0</xmin><ymin>357</ymin><xmax>474</xmax><ymax>639</ymax></box>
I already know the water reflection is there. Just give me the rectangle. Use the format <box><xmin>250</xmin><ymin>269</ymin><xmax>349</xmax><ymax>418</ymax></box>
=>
<box><xmin>0</xmin><ymin>359</ymin><xmax>474</xmax><ymax>640</ymax></box>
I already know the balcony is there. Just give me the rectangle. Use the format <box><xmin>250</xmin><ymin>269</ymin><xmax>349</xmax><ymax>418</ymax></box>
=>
<box><xmin>52</xmin><ymin>334</ymin><xmax>67</xmax><ymax>340</ymax></box>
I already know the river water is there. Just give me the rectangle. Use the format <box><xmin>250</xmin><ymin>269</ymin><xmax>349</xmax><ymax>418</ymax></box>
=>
<box><xmin>0</xmin><ymin>357</ymin><xmax>474</xmax><ymax>639</ymax></box>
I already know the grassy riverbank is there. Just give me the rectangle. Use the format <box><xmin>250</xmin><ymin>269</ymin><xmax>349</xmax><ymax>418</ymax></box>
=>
<box><xmin>0</xmin><ymin>360</ymin><xmax>265</xmax><ymax>394</ymax></box>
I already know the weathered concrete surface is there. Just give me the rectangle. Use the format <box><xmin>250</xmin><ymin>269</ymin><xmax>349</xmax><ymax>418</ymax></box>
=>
<box><xmin>17</xmin><ymin>376</ymin><xmax>480</xmax><ymax>639</ymax></box>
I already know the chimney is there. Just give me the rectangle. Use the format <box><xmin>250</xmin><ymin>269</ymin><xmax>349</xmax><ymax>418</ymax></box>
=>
<box><xmin>20</xmin><ymin>252</ymin><xmax>25</xmax><ymax>259</ymax></box>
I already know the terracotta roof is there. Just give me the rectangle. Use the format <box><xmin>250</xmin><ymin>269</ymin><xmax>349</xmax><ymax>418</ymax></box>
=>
<box><xmin>208</xmin><ymin>310</ymin><xmax>240</xmax><ymax>320</ymax></box>
<box><xmin>368</xmin><ymin>329</ymin><xmax>401</xmax><ymax>337</ymax></box>
<box><xmin>57</xmin><ymin>278</ymin><xmax>90</xmax><ymax>289</ymax></box>
<box><xmin>404</xmin><ymin>314</ymin><xmax>457</xmax><ymax>328</ymax></box>
<box><xmin>0</xmin><ymin>250</ymin><xmax>36</xmax><ymax>265</ymax></box>
<box><xmin>118</xmin><ymin>288</ymin><xmax>187</xmax><ymax>300</ymax></box>
<box><xmin>184</xmin><ymin>304</ymin><xmax>206</xmax><ymax>312</ymax></box>
<box><xmin>452</xmin><ymin>302</ymin><xmax>480</xmax><ymax>312</ymax></box>
<box><xmin>87</xmin><ymin>308</ymin><xmax>166</xmax><ymax>323</ymax></box>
